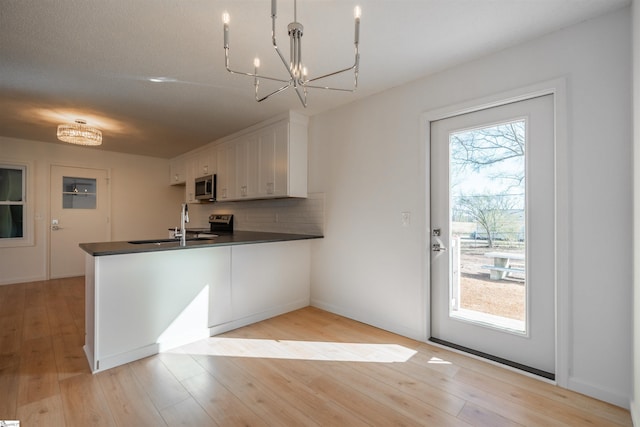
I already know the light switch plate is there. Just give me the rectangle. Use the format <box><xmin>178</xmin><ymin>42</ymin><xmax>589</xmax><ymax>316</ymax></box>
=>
<box><xmin>401</xmin><ymin>212</ymin><xmax>411</xmax><ymax>227</ymax></box>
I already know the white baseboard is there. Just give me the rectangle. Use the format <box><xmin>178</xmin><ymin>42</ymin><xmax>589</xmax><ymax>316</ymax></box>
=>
<box><xmin>209</xmin><ymin>299</ymin><xmax>309</xmax><ymax>336</ymax></box>
<box><xmin>310</xmin><ymin>298</ymin><xmax>427</xmax><ymax>342</ymax></box>
<box><xmin>0</xmin><ymin>274</ymin><xmax>46</xmax><ymax>286</ymax></box>
<box><xmin>567</xmin><ymin>376</ymin><xmax>631</xmax><ymax>409</ymax></box>
<box><xmin>91</xmin><ymin>343</ymin><xmax>160</xmax><ymax>373</ymax></box>
<box><xmin>630</xmin><ymin>398</ymin><xmax>639</xmax><ymax>427</ymax></box>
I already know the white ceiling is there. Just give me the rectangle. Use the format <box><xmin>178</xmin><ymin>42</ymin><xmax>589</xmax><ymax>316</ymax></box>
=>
<box><xmin>0</xmin><ymin>0</ymin><xmax>630</xmax><ymax>158</ymax></box>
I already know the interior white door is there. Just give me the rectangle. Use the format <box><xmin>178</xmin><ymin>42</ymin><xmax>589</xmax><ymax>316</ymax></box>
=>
<box><xmin>430</xmin><ymin>95</ymin><xmax>555</xmax><ymax>378</ymax></box>
<box><xmin>50</xmin><ymin>165</ymin><xmax>110</xmax><ymax>278</ymax></box>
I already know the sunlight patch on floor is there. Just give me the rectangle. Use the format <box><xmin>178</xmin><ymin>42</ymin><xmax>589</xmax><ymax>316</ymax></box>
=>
<box><xmin>427</xmin><ymin>356</ymin><xmax>453</xmax><ymax>365</ymax></box>
<box><xmin>174</xmin><ymin>337</ymin><xmax>418</xmax><ymax>363</ymax></box>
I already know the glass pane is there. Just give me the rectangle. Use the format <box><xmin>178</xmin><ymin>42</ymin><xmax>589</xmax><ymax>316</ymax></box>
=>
<box><xmin>0</xmin><ymin>205</ymin><xmax>24</xmax><ymax>238</ymax></box>
<box><xmin>449</xmin><ymin>120</ymin><xmax>526</xmax><ymax>333</ymax></box>
<box><xmin>0</xmin><ymin>168</ymin><xmax>23</xmax><ymax>202</ymax></box>
<box><xmin>62</xmin><ymin>176</ymin><xmax>97</xmax><ymax>209</ymax></box>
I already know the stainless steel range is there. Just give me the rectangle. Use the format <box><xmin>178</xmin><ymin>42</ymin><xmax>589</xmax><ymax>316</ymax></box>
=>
<box><xmin>197</xmin><ymin>214</ymin><xmax>233</xmax><ymax>237</ymax></box>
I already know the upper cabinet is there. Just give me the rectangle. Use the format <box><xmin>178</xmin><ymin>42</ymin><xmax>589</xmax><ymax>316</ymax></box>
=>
<box><xmin>217</xmin><ymin>111</ymin><xmax>308</xmax><ymax>202</ymax></box>
<box><xmin>170</xmin><ymin>111</ymin><xmax>308</xmax><ymax>202</ymax></box>
<box><xmin>216</xmin><ymin>141</ymin><xmax>237</xmax><ymax>201</ymax></box>
<box><xmin>197</xmin><ymin>146</ymin><xmax>216</xmax><ymax>178</ymax></box>
<box><xmin>236</xmin><ymin>133</ymin><xmax>259</xmax><ymax>199</ymax></box>
<box><xmin>169</xmin><ymin>156</ymin><xmax>187</xmax><ymax>185</ymax></box>
<box><xmin>172</xmin><ymin>146</ymin><xmax>218</xmax><ymax>203</ymax></box>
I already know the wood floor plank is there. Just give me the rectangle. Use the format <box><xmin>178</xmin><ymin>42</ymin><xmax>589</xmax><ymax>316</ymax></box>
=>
<box><xmin>182</xmin><ymin>370</ymin><xmax>269</xmax><ymax>427</ymax></box>
<box><xmin>424</xmin><ymin>343</ymin><xmax>632</xmax><ymax>426</ymax></box>
<box><xmin>59</xmin><ymin>373</ymin><xmax>116</xmax><ymax>427</ymax></box>
<box><xmin>23</xmin><ymin>281</ymin><xmax>47</xmax><ymax>307</ymax></box>
<box><xmin>0</xmin><ymin>362</ymin><xmax>19</xmax><ymax>418</ymax></box>
<box><xmin>96</xmin><ymin>364</ymin><xmax>168</xmax><ymax>427</ymax></box>
<box><xmin>387</xmin><ymin>349</ymin><xmax>565</xmax><ymax>426</ymax></box>
<box><xmin>458</xmin><ymin>401</ymin><xmax>524</xmax><ymax>427</ymax></box>
<box><xmin>347</xmin><ymin>355</ymin><xmax>467</xmax><ymax>417</ymax></box>
<box><xmin>319</xmin><ymin>360</ymin><xmax>470</xmax><ymax>426</ymax></box>
<box><xmin>0</xmin><ymin>312</ymin><xmax>23</xmax><ymax>369</ymax></box>
<box><xmin>229</xmin><ymin>356</ymin><xmax>372</xmax><ymax>427</ymax></box>
<box><xmin>306</xmin><ymin>365</ymin><xmax>435</xmax><ymax>426</ymax></box>
<box><xmin>17</xmin><ymin>336</ymin><xmax>59</xmax><ymax>407</ymax></box>
<box><xmin>156</xmin><ymin>350</ymin><xmax>208</xmax><ymax>382</ymax></box>
<box><xmin>159</xmin><ymin>396</ymin><xmax>218</xmax><ymax>427</ymax></box>
<box><xmin>46</xmin><ymin>294</ymin><xmax>78</xmax><ymax>336</ymax></box>
<box><xmin>454</xmin><ymin>368</ymin><xmax>629</xmax><ymax>427</ymax></box>
<box><xmin>16</xmin><ymin>394</ymin><xmax>67</xmax><ymax>426</ymax></box>
<box><xmin>51</xmin><ymin>331</ymin><xmax>89</xmax><ymax>381</ymax></box>
<box><xmin>22</xmin><ymin>305</ymin><xmax>50</xmax><ymax>341</ymax></box>
<box><xmin>195</xmin><ymin>354</ymin><xmax>320</xmax><ymax>426</ymax></box>
<box><xmin>0</xmin><ymin>283</ymin><xmax>26</xmax><ymax>317</ymax></box>
<box><xmin>129</xmin><ymin>355</ymin><xmax>192</xmax><ymax>410</ymax></box>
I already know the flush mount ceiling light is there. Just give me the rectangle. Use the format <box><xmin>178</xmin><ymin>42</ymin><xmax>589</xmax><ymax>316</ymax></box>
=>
<box><xmin>222</xmin><ymin>0</ymin><xmax>361</xmax><ymax>108</ymax></box>
<box><xmin>57</xmin><ymin>119</ymin><xmax>103</xmax><ymax>146</ymax></box>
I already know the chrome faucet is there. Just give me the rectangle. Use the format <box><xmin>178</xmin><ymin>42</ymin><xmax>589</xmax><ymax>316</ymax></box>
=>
<box><xmin>175</xmin><ymin>203</ymin><xmax>189</xmax><ymax>246</ymax></box>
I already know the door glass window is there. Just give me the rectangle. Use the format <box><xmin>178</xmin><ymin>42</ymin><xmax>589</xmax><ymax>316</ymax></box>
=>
<box><xmin>63</xmin><ymin>176</ymin><xmax>97</xmax><ymax>209</ymax></box>
<box><xmin>449</xmin><ymin>120</ymin><xmax>526</xmax><ymax>333</ymax></box>
<box><xmin>0</xmin><ymin>165</ymin><xmax>25</xmax><ymax>238</ymax></box>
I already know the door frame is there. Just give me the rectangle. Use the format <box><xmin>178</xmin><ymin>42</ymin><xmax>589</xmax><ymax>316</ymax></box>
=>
<box><xmin>47</xmin><ymin>163</ymin><xmax>112</xmax><ymax>279</ymax></box>
<box><xmin>421</xmin><ymin>78</ymin><xmax>569</xmax><ymax>387</ymax></box>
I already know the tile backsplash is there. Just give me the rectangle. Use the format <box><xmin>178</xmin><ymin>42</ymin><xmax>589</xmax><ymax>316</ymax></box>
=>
<box><xmin>188</xmin><ymin>192</ymin><xmax>324</xmax><ymax>236</ymax></box>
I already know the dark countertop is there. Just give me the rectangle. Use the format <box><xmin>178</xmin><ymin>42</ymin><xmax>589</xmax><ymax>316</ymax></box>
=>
<box><xmin>79</xmin><ymin>231</ymin><xmax>323</xmax><ymax>256</ymax></box>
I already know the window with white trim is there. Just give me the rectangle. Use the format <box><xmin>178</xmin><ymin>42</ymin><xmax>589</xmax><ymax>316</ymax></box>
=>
<box><xmin>0</xmin><ymin>164</ymin><xmax>26</xmax><ymax>239</ymax></box>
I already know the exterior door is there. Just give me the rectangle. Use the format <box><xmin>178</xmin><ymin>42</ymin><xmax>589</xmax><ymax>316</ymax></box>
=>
<box><xmin>50</xmin><ymin>165</ymin><xmax>110</xmax><ymax>278</ymax></box>
<box><xmin>430</xmin><ymin>95</ymin><xmax>555</xmax><ymax>378</ymax></box>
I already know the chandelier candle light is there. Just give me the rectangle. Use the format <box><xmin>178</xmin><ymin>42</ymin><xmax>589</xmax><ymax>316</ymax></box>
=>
<box><xmin>223</xmin><ymin>0</ymin><xmax>361</xmax><ymax>107</ymax></box>
<box><xmin>57</xmin><ymin>119</ymin><xmax>103</xmax><ymax>146</ymax></box>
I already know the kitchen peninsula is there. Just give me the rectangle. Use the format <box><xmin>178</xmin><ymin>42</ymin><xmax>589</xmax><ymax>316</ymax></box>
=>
<box><xmin>80</xmin><ymin>232</ymin><xmax>320</xmax><ymax>373</ymax></box>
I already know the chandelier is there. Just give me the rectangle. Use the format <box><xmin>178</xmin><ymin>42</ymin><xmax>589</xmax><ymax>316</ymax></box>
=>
<box><xmin>57</xmin><ymin>119</ymin><xmax>102</xmax><ymax>146</ymax></box>
<box><xmin>222</xmin><ymin>0</ymin><xmax>361</xmax><ymax>107</ymax></box>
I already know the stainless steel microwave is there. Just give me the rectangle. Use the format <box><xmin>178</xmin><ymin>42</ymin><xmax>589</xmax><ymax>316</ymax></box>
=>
<box><xmin>195</xmin><ymin>174</ymin><xmax>216</xmax><ymax>201</ymax></box>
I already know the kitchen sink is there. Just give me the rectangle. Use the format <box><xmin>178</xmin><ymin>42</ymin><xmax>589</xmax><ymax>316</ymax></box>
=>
<box><xmin>127</xmin><ymin>237</ymin><xmax>215</xmax><ymax>245</ymax></box>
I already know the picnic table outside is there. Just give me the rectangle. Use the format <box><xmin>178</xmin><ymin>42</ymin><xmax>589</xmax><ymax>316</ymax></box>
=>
<box><xmin>482</xmin><ymin>251</ymin><xmax>525</xmax><ymax>280</ymax></box>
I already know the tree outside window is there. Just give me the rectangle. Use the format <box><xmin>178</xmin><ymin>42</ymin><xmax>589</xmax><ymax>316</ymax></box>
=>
<box><xmin>450</xmin><ymin>120</ymin><xmax>525</xmax><ymax>248</ymax></box>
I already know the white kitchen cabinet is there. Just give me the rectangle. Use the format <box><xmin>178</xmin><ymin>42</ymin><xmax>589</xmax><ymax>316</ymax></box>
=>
<box><xmin>197</xmin><ymin>146</ymin><xmax>216</xmax><ymax>177</ymax></box>
<box><xmin>184</xmin><ymin>154</ymin><xmax>198</xmax><ymax>203</ymax></box>
<box><xmin>216</xmin><ymin>141</ymin><xmax>237</xmax><ymax>201</ymax></box>
<box><xmin>84</xmin><ymin>246</ymin><xmax>232</xmax><ymax>372</ymax></box>
<box><xmin>222</xmin><ymin>111</ymin><xmax>308</xmax><ymax>201</ymax></box>
<box><xmin>254</xmin><ymin>112</ymin><xmax>307</xmax><ymax>199</ymax></box>
<box><xmin>230</xmin><ymin>240</ymin><xmax>310</xmax><ymax>323</ymax></box>
<box><xmin>236</xmin><ymin>133</ymin><xmax>259</xmax><ymax>199</ymax></box>
<box><xmin>177</xmin><ymin>148</ymin><xmax>217</xmax><ymax>202</ymax></box>
<box><xmin>169</xmin><ymin>156</ymin><xmax>186</xmax><ymax>185</ymax></box>
<box><xmin>169</xmin><ymin>110</ymin><xmax>308</xmax><ymax>202</ymax></box>
<box><xmin>83</xmin><ymin>239</ymin><xmax>312</xmax><ymax>372</ymax></box>
<box><xmin>257</xmin><ymin>120</ymin><xmax>289</xmax><ymax>198</ymax></box>
<box><xmin>208</xmin><ymin>246</ymin><xmax>232</xmax><ymax>327</ymax></box>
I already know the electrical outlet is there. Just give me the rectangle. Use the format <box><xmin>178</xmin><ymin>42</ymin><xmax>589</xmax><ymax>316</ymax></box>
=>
<box><xmin>401</xmin><ymin>212</ymin><xmax>411</xmax><ymax>227</ymax></box>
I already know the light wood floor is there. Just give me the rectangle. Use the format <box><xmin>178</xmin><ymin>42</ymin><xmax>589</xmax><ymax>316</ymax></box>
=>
<box><xmin>0</xmin><ymin>277</ymin><xmax>632</xmax><ymax>426</ymax></box>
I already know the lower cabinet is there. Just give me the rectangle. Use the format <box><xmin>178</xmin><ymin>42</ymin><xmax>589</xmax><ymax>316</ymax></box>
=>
<box><xmin>209</xmin><ymin>240</ymin><xmax>311</xmax><ymax>334</ymax></box>
<box><xmin>231</xmin><ymin>240</ymin><xmax>311</xmax><ymax>323</ymax></box>
<box><xmin>84</xmin><ymin>240</ymin><xmax>311</xmax><ymax>373</ymax></box>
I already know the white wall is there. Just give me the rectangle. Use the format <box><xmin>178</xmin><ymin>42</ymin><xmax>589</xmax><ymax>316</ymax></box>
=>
<box><xmin>0</xmin><ymin>136</ymin><xmax>184</xmax><ymax>284</ymax></box>
<box><xmin>632</xmin><ymin>0</ymin><xmax>639</xmax><ymax>423</ymax></box>
<box><xmin>309</xmin><ymin>7</ymin><xmax>632</xmax><ymax>408</ymax></box>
